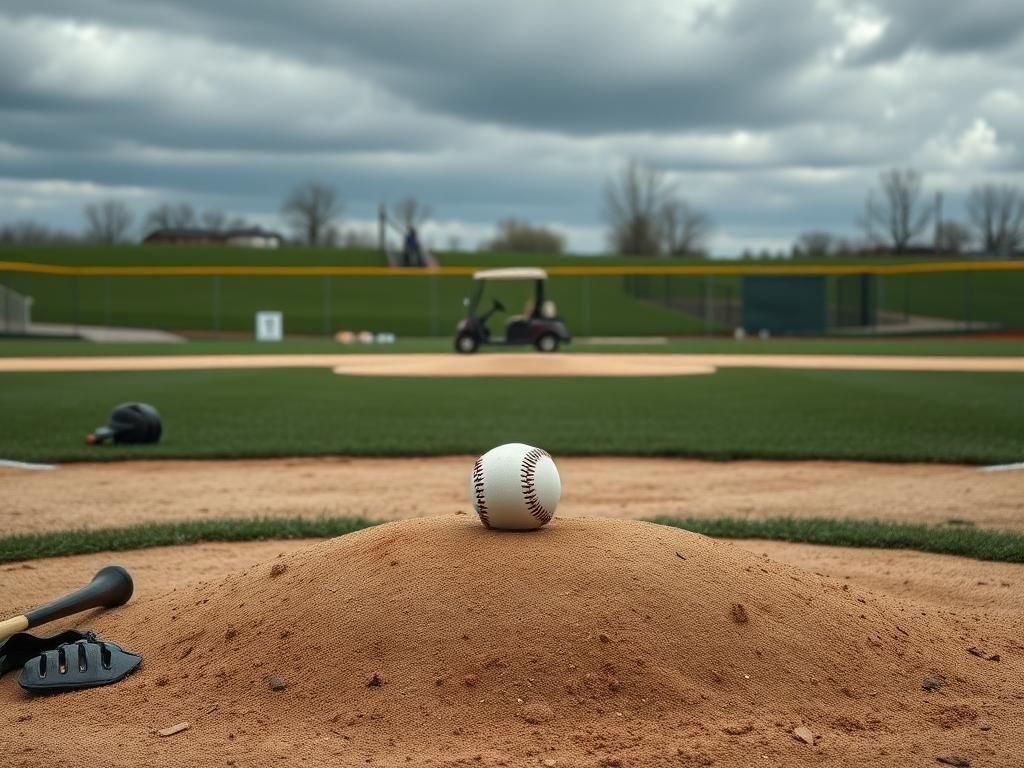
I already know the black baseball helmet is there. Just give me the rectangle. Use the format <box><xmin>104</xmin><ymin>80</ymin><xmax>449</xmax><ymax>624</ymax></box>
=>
<box><xmin>87</xmin><ymin>402</ymin><xmax>162</xmax><ymax>445</ymax></box>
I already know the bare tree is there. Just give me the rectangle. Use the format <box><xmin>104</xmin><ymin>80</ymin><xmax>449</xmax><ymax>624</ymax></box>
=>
<box><xmin>861</xmin><ymin>168</ymin><xmax>932</xmax><ymax>252</ymax></box>
<box><xmin>0</xmin><ymin>220</ymin><xmax>78</xmax><ymax>244</ymax></box>
<box><xmin>84</xmin><ymin>200</ymin><xmax>134</xmax><ymax>243</ymax></box>
<box><xmin>486</xmin><ymin>219</ymin><xmax>565</xmax><ymax>254</ymax></box>
<box><xmin>659</xmin><ymin>199</ymin><xmax>712</xmax><ymax>257</ymax></box>
<box><xmin>935</xmin><ymin>220</ymin><xmax>972</xmax><ymax>255</ymax></box>
<box><xmin>604</xmin><ymin>161</ymin><xmax>667</xmax><ymax>256</ymax></box>
<box><xmin>201</xmin><ymin>209</ymin><xmax>228</xmax><ymax>232</ymax></box>
<box><xmin>282</xmin><ymin>182</ymin><xmax>342</xmax><ymax>246</ymax></box>
<box><xmin>967</xmin><ymin>184</ymin><xmax>1024</xmax><ymax>257</ymax></box>
<box><xmin>794</xmin><ymin>231</ymin><xmax>837</xmax><ymax>258</ymax></box>
<box><xmin>390</xmin><ymin>197</ymin><xmax>432</xmax><ymax>230</ymax></box>
<box><xmin>144</xmin><ymin>202</ymin><xmax>197</xmax><ymax>234</ymax></box>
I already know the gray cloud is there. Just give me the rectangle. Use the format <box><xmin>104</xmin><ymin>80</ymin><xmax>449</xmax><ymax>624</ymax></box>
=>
<box><xmin>0</xmin><ymin>1</ymin><xmax>1023</xmax><ymax>253</ymax></box>
<box><xmin>852</xmin><ymin>0</ymin><xmax>1024</xmax><ymax>63</ymax></box>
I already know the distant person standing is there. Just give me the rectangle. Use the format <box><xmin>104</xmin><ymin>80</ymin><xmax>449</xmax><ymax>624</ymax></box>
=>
<box><xmin>403</xmin><ymin>226</ymin><xmax>423</xmax><ymax>267</ymax></box>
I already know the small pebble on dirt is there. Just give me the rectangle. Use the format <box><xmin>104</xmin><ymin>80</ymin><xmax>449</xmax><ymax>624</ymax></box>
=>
<box><xmin>936</xmin><ymin>757</ymin><xmax>970</xmax><ymax>767</ymax></box>
<box><xmin>225</xmin><ymin>627</ymin><xmax>238</xmax><ymax>641</ymax></box>
<box><xmin>462</xmin><ymin>674</ymin><xmax>480</xmax><ymax>687</ymax></box>
<box><xmin>270</xmin><ymin>563</ymin><xmax>287</xmax><ymax>577</ymax></box>
<box><xmin>598</xmin><ymin>633</ymin><xmax>611</xmax><ymax>643</ymax></box>
<box><xmin>675</xmin><ymin>551</ymin><xmax>686</xmax><ymax>560</ymax></box>
<box><xmin>966</xmin><ymin>647</ymin><xmax>1000</xmax><ymax>661</ymax></box>
<box><xmin>922</xmin><ymin>675</ymin><xmax>945</xmax><ymax>691</ymax></box>
<box><xmin>366</xmin><ymin>672</ymin><xmax>384</xmax><ymax>688</ymax></box>
<box><xmin>793</xmin><ymin>725</ymin><xmax>815</xmax><ymax>745</ymax></box>
<box><xmin>267</xmin><ymin>675</ymin><xmax>287</xmax><ymax>691</ymax></box>
<box><xmin>543</xmin><ymin>760</ymin><xmax>557</xmax><ymax>767</ymax></box>
<box><xmin>730</xmin><ymin>603</ymin><xmax>749</xmax><ymax>624</ymax></box>
<box><xmin>157</xmin><ymin>722</ymin><xmax>190</xmax><ymax>738</ymax></box>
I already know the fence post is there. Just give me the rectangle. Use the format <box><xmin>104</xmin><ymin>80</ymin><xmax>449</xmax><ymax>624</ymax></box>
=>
<box><xmin>0</xmin><ymin>274</ymin><xmax>7</xmax><ymax>334</ymax></box>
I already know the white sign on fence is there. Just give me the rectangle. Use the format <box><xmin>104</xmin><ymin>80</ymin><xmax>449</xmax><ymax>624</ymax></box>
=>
<box><xmin>255</xmin><ymin>311</ymin><xmax>283</xmax><ymax>342</ymax></box>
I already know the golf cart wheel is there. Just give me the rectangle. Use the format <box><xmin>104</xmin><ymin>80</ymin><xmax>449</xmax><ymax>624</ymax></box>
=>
<box><xmin>535</xmin><ymin>333</ymin><xmax>560</xmax><ymax>353</ymax></box>
<box><xmin>455</xmin><ymin>333</ymin><xmax>480</xmax><ymax>354</ymax></box>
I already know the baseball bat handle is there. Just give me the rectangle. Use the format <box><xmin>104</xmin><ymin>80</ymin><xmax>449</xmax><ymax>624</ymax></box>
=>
<box><xmin>0</xmin><ymin>566</ymin><xmax>134</xmax><ymax>642</ymax></box>
<box><xmin>0</xmin><ymin>615</ymin><xmax>30</xmax><ymax>643</ymax></box>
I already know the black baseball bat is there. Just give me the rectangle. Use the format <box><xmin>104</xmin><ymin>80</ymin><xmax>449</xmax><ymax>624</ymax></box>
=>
<box><xmin>0</xmin><ymin>566</ymin><xmax>134</xmax><ymax>643</ymax></box>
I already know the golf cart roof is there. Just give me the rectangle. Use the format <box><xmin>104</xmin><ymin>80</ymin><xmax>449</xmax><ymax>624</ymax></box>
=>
<box><xmin>473</xmin><ymin>268</ymin><xmax>548</xmax><ymax>281</ymax></box>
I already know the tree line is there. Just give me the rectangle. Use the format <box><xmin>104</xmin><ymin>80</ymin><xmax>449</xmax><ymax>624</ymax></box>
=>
<box><xmin>794</xmin><ymin>169</ymin><xmax>1024</xmax><ymax>258</ymax></box>
<box><xmin>2</xmin><ymin>165</ymin><xmax>1020</xmax><ymax>257</ymax></box>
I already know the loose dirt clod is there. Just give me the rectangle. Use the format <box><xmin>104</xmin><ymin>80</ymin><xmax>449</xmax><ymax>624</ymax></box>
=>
<box><xmin>267</xmin><ymin>675</ymin><xmax>287</xmax><ymax>691</ymax></box>
<box><xmin>722</xmin><ymin>723</ymin><xmax>754</xmax><ymax>736</ymax></box>
<box><xmin>157</xmin><ymin>722</ymin><xmax>190</xmax><ymax>737</ymax></box>
<box><xmin>366</xmin><ymin>672</ymin><xmax>384</xmax><ymax>688</ymax></box>
<box><xmin>922</xmin><ymin>675</ymin><xmax>945</xmax><ymax>691</ymax></box>
<box><xmin>270</xmin><ymin>563</ymin><xmax>287</xmax><ymax>577</ymax></box>
<box><xmin>730</xmin><ymin>603</ymin><xmax>749</xmax><ymax>624</ymax></box>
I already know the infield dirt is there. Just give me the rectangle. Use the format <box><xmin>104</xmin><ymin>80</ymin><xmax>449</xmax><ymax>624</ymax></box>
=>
<box><xmin>3</xmin><ymin>516</ymin><xmax>1021</xmax><ymax>767</ymax></box>
<box><xmin>4</xmin><ymin>456</ymin><xmax>1022</xmax><ymax>535</ymax></box>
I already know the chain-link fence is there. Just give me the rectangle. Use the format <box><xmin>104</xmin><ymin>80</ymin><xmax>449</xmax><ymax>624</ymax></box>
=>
<box><xmin>2</xmin><ymin>262</ymin><xmax>1022</xmax><ymax>338</ymax></box>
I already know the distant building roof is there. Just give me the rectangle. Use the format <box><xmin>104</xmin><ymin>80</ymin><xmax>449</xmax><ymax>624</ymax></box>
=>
<box><xmin>143</xmin><ymin>228</ymin><xmax>284</xmax><ymax>244</ymax></box>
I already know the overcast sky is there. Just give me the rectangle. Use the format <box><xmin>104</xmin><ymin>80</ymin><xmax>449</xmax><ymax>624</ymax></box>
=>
<box><xmin>1</xmin><ymin>1</ymin><xmax>1023</xmax><ymax>255</ymax></box>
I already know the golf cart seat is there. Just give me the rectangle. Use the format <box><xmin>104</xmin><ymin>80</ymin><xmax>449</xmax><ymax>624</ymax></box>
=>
<box><xmin>540</xmin><ymin>300</ymin><xmax>558</xmax><ymax>319</ymax></box>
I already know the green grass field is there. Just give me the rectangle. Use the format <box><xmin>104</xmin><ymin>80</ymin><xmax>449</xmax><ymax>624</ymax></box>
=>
<box><xmin>1</xmin><ymin>366</ymin><xmax>1021</xmax><ymax>464</ymax></box>
<box><xmin>3</xmin><ymin>515</ymin><xmax>1022</xmax><ymax>564</ymax></box>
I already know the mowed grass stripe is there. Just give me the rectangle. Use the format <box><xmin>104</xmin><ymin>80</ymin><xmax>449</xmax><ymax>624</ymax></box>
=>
<box><xmin>653</xmin><ymin>517</ymin><xmax>1024</xmax><ymax>563</ymax></box>
<box><xmin>0</xmin><ymin>517</ymin><xmax>380</xmax><ymax>563</ymax></box>
<box><xmin>1</xmin><ymin>516</ymin><xmax>1022</xmax><ymax>564</ymax></box>
<box><xmin>1</xmin><ymin>368</ymin><xmax>1023</xmax><ymax>464</ymax></box>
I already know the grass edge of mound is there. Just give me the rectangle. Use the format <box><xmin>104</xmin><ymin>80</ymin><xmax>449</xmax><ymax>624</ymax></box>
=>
<box><xmin>1</xmin><ymin>515</ymin><xmax>1022</xmax><ymax>565</ymax></box>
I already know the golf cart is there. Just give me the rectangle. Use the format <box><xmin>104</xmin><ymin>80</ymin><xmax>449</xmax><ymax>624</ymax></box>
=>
<box><xmin>454</xmin><ymin>268</ymin><xmax>571</xmax><ymax>354</ymax></box>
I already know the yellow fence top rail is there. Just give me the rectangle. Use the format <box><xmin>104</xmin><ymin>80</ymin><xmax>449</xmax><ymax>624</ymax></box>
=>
<box><xmin>1</xmin><ymin>260</ymin><xmax>1023</xmax><ymax>277</ymax></box>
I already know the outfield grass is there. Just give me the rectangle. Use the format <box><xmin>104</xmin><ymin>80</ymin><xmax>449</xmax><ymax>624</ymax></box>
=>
<box><xmin>0</xmin><ymin>367</ymin><xmax>1021</xmax><ymax>463</ymax></box>
<box><xmin>1</xmin><ymin>337</ymin><xmax>1022</xmax><ymax>357</ymax></box>
<box><xmin>2</xmin><ymin>515</ymin><xmax>1021</xmax><ymax>564</ymax></box>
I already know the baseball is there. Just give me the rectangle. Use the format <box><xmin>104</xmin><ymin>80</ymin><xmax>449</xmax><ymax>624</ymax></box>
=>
<box><xmin>470</xmin><ymin>443</ymin><xmax>561</xmax><ymax>530</ymax></box>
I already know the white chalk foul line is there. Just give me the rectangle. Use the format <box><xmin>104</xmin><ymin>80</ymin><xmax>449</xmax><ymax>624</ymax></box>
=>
<box><xmin>980</xmin><ymin>462</ymin><xmax>1024</xmax><ymax>472</ymax></box>
<box><xmin>0</xmin><ymin>459</ymin><xmax>57</xmax><ymax>471</ymax></box>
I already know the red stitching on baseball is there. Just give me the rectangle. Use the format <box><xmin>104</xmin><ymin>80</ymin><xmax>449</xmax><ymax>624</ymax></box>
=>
<box><xmin>472</xmin><ymin>456</ymin><xmax>491</xmax><ymax>528</ymax></box>
<box><xmin>520</xmin><ymin>448</ymin><xmax>553</xmax><ymax>524</ymax></box>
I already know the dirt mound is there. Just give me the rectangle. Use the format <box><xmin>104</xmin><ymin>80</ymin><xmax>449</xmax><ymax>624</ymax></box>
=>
<box><xmin>2</xmin><ymin>517</ymin><xmax>1019</xmax><ymax>766</ymax></box>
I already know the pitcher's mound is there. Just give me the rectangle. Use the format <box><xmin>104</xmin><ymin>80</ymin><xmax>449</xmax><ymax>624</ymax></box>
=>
<box><xmin>2</xmin><ymin>517</ymin><xmax>1017</xmax><ymax>766</ymax></box>
<box><xmin>332</xmin><ymin>353</ymin><xmax>716</xmax><ymax>377</ymax></box>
